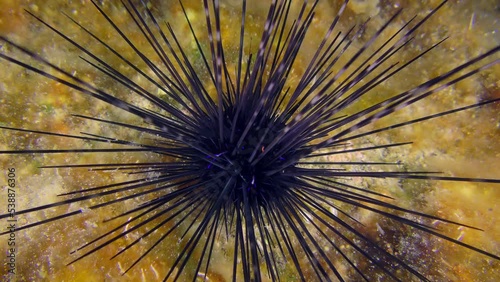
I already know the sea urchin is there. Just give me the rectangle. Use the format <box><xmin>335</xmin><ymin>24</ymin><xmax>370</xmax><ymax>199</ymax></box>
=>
<box><xmin>0</xmin><ymin>0</ymin><xmax>499</xmax><ymax>281</ymax></box>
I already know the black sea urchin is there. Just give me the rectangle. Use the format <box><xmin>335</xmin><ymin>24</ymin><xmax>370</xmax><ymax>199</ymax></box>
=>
<box><xmin>0</xmin><ymin>0</ymin><xmax>499</xmax><ymax>281</ymax></box>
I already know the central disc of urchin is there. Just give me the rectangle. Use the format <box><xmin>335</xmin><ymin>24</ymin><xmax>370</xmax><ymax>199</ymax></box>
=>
<box><xmin>198</xmin><ymin>107</ymin><xmax>289</xmax><ymax>205</ymax></box>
